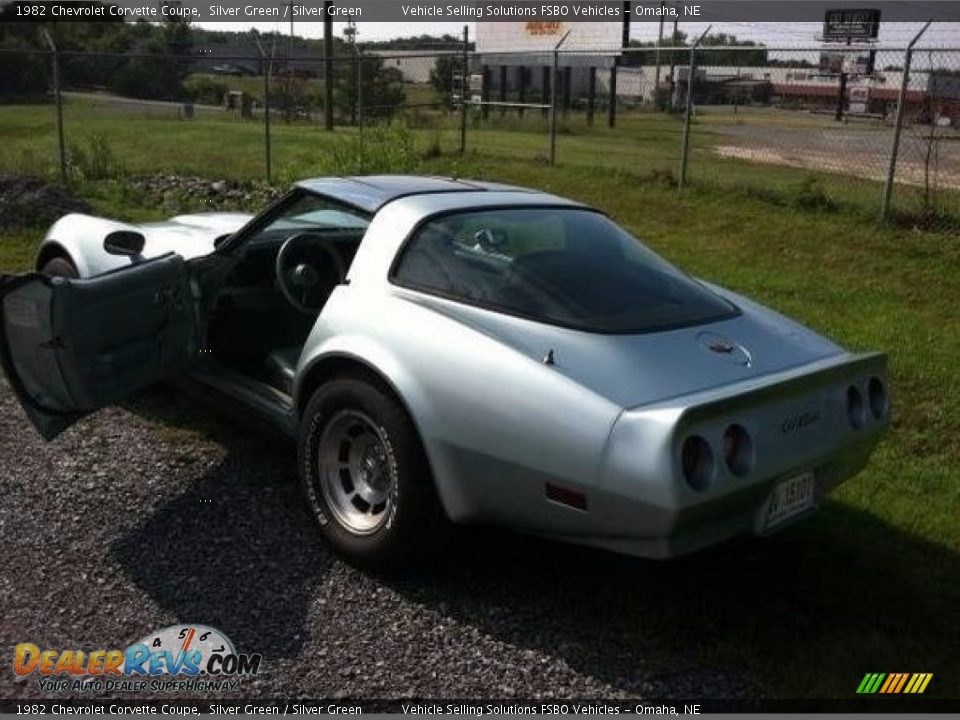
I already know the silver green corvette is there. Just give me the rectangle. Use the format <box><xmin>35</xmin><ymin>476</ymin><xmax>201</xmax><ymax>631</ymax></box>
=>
<box><xmin>0</xmin><ymin>176</ymin><xmax>889</xmax><ymax>567</ymax></box>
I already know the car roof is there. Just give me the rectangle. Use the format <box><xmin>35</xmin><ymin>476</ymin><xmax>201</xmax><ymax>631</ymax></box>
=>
<box><xmin>294</xmin><ymin>175</ymin><xmax>537</xmax><ymax>213</ymax></box>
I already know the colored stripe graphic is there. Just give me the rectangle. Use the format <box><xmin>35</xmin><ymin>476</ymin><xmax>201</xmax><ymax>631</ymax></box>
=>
<box><xmin>857</xmin><ymin>672</ymin><xmax>933</xmax><ymax>694</ymax></box>
<box><xmin>856</xmin><ymin>673</ymin><xmax>886</xmax><ymax>694</ymax></box>
<box><xmin>879</xmin><ymin>674</ymin><xmax>895</xmax><ymax>694</ymax></box>
<box><xmin>893</xmin><ymin>673</ymin><xmax>909</xmax><ymax>693</ymax></box>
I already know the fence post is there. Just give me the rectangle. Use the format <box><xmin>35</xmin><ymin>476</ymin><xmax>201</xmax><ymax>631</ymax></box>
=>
<box><xmin>41</xmin><ymin>29</ymin><xmax>66</xmax><ymax>184</ymax></box>
<box><xmin>459</xmin><ymin>25</ymin><xmax>468</xmax><ymax>155</ymax></box>
<box><xmin>587</xmin><ymin>67</ymin><xmax>596</xmax><ymax>126</ymax></box>
<box><xmin>607</xmin><ymin>64</ymin><xmax>617</xmax><ymax>128</ymax></box>
<box><xmin>549</xmin><ymin>31</ymin><xmax>571</xmax><ymax>166</ymax></box>
<box><xmin>253</xmin><ymin>33</ymin><xmax>272</xmax><ymax>184</ymax></box>
<box><xmin>678</xmin><ymin>25</ymin><xmax>711</xmax><ymax>192</ymax></box>
<box><xmin>357</xmin><ymin>49</ymin><xmax>363</xmax><ymax>133</ymax></box>
<box><xmin>481</xmin><ymin>66</ymin><xmax>490</xmax><ymax>121</ymax></box>
<box><xmin>880</xmin><ymin>21</ymin><xmax>931</xmax><ymax>223</ymax></box>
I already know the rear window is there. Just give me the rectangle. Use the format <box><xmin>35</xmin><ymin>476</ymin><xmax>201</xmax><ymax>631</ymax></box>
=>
<box><xmin>391</xmin><ymin>207</ymin><xmax>738</xmax><ymax>333</ymax></box>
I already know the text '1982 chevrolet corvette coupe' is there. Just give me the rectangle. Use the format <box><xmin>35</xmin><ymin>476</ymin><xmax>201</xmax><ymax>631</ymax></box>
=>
<box><xmin>0</xmin><ymin>176</ymin><xmax>889</xmax><ymax>567</ymax></box>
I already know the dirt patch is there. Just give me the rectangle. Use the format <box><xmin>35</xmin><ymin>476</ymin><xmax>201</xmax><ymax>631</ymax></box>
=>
<box><xmin>712</xmin><ymin>145</ymin><xmax>960</xmax><ymax>190</ymax></box>
<box><xmin>708</xmin><ymin>122</ymin><xmax>960</xmax><ymax>191</ymax></box>
<box><xmin>0</xmin><ymin>174</ymin><xmax>91</xmax><ymax>230</ymax></box>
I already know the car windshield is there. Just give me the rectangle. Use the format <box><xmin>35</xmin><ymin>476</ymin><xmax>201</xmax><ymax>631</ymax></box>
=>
<box><xmin>392</xmin><ymin>207</ymin><xmax>738</xmax><ymax>333</ymax></box>
<box><xmin>247</xmin><ymin>192</ymin><xmax>371</xmax><ymax>245</ymax></box>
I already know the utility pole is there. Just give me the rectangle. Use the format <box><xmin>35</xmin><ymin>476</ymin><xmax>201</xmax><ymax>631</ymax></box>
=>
<box><xmin>609</xmin><ymin>0</ymin><xmax>631</xmax><ymax>128</ymax></box>
<box><xmin>323</xmin><ymin>1</ymin><xmax>333</xmax><ymax>130</ymax></box>
<box><xmin>835</xmin><ymin>36</ymin><xmax>853</xmax><ymax>121</ymax></box>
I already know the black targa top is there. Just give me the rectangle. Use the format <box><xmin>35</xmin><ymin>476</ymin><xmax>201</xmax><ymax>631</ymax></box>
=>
<box><xmin>294</xmin><ymin>175</ymin><xmax>534</xmax><ymax>214</ymax></box>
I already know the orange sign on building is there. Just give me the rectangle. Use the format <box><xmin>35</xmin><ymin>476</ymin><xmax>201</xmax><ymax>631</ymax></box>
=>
<box><xmin>524</xmin><ymin>21</ymin><xmax>564</xmax><ymax>36</ymax></box>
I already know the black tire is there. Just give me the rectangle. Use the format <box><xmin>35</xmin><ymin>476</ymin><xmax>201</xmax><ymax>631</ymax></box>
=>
<box><xmin>298</xmin><ymin>377</ymin><xmax>443</xmax><ymax>570</ymax></box>
<box><xmin>41</xmin><ymin>256</ymin><xmax>79</xmax><ymax>278</ymax></box>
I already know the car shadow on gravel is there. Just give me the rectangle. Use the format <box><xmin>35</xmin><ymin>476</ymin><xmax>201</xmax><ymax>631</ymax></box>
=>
<box><xmin>111</xmin><ymin>386</ymin><xmax>958</xmax><ymax>697</ymax></box>
<box><xmin>385</xmin><ymin>504</ymin><xmax>960</xmax><ymax>698</ymax></box>
<box><xmin>111</xmin><ymin>386</ymin><xmax>333</xmax><ymax>658</ymax></box>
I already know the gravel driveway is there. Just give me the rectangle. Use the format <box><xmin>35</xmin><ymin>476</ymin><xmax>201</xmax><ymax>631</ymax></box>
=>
<box><xmin>0</xmin><ymin>379</ymin><xmax>758</xmax><ymax>702</ymax></box>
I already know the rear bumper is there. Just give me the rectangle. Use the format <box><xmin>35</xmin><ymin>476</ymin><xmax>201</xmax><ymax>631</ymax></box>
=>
<box><xmin>552</xmin><ymin>432</ymin><xmax>878</xmax><ymax>559</ymax></box>
<box><xmin>540</xmin><ymin>352</ymin><xmax>889</xmax><ymax>559</ymax></box>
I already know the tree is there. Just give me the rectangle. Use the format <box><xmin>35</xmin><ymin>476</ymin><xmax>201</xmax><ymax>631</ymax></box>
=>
<box><xmin>115</xmin><ymin>5</ymin><xmax>193</xmax><ymax>100</ymax></box>
<box><xmin>0</xmin><ymin>2</ymin><xmax>131</xmax><ymax>97</ymax></box>
<box><xmin>429</xmin><ymin>54</ymin><xmax>460</xmax><ymax>103</ymax></box>
<box><xmin>365</xmin><ymin>34</ymin><xmax>464</xmax><ymax>50</ymax></box>
<box><xmin>270</xmin><ymin>72</ymin><xmax>323</xmax><ymax>122</ymax></box>
<box><xmin>698</xmin><ymin>33</ymin><xmax>767</xmax><ymax>66</ymax></box>
<box><xmin>626</xmin><ymin>31</ymin><xmax>767</xmax><ymax>68</ymax></box>
<box><xmin>334</xmin><ymin>55</ymin><xmax>405</xmax><ymax>123</ymax></box>
<box><xmin>0</xmin><ymin>35</ymin><xmax>50</xmax><ymax>100</ymax></box>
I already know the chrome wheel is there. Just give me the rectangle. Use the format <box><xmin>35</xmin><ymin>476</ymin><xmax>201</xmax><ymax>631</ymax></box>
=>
<box><xmin>318</xmin><ymin>410</ymin><xmax>395</xmax><ymax>535</ymax></box>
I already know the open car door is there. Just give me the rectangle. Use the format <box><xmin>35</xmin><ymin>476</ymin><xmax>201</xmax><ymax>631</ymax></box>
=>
<box><xmin>0</xmin><ymin>254</ymin><xmax>195</xmax><ymax>440</ymax></box>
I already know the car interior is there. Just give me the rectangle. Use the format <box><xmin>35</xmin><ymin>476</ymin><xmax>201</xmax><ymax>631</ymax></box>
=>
<box><xmin>394</xmin><ymin>208</ymin><xmax>738</xmax><ymax>333</ymax></box>
<box><xmin>203</xmin><ymin>192</ymin><xmax>370</xmax><ymax>397</ymax></box>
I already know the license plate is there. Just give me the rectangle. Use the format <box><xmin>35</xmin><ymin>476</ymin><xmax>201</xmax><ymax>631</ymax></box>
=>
<box><xmin>765</xmin><ymin>472</ymin><xmax>815</xmax><ymax>529</ymax></box>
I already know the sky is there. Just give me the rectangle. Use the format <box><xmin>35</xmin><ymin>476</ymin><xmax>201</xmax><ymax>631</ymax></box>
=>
<box><xmin>196</xmin><ymin>20</ymin><xmax>960</xmax><ymax>48</ymax></box>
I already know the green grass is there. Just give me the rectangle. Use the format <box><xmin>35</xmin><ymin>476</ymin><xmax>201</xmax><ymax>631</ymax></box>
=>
<box><xmin>5</xmin><ymin>96</ymin><xmax>956</xmax><ymax>223</ymax></box>
<box><xmin>0</xmin><ymin>101</ymin><xmax>957</xmax><ymax>699</ymax></box>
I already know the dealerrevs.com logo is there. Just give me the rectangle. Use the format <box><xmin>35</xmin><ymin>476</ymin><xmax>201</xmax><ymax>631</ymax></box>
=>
<box><xmin>13</xmin><ymin>625</ymin><xmax>261</xmax><ymax>693</ymax></box>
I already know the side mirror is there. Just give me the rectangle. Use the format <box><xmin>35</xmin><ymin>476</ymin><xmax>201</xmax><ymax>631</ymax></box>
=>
<box><xmin>104</xmin><ymin>230</ymin><xmax>145</xmax><ymax>257</ymax></box>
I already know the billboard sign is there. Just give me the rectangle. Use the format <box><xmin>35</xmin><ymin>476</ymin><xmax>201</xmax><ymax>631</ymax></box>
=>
<box><xmin>819</xmin><ymin>49</ymin><xmax>876</xmax><ymax>75</ymax></box>
<box><xmin>822</xmin><ymin>8</ymin><xmax>881</xmax><ymax>40</ymax></box>
<box><xmin>475</xmin><ymin>20</ymin><xmax>622</xmax><ymax>66</ymax></box>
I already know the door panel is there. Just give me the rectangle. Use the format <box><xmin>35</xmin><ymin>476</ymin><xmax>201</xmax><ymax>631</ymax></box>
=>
<box><xmin>0</xmin><ymin>254</ymin><xmax>195</xmax><ymax>440</ymax></box>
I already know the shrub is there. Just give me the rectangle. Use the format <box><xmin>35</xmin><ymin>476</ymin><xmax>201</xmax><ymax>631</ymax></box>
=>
<box><xmin>422</xmin><ymin>132</ymin><xmax>443</xmax><ymax>159</ymax></box>
<box><xmin>793</xmin><ymin>176</ymin><xmax>836</xmax><ymax>212</ymax></box>
<box><xmin>67</xmin><ymin>133</ymin><xmax>124</xmax><ymax>181</ymax></box>
<box><xmin>325</xmin><ymin>123</ymin><xmax>418</xmax><ymax>175</ymax></box>
<box><xmin>185</xmin><ymin>76</ymin><xmax>228</xmax><ymax>106</ymax></box>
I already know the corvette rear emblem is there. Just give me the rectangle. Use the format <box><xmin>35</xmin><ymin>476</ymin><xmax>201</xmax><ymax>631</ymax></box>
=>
<box><xmin>696</xmin><ymin>332</ymin><xmax>752</xmax><ymax>367</ymax></box>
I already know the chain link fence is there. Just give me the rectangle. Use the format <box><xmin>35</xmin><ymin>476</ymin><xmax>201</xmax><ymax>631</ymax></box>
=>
<box><xmin>2</xmin><ymin>33</ymin><xmax>959</xmax><ymax>232</ymax></box>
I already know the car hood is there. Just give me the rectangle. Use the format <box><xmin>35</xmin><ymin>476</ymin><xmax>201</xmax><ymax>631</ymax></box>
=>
<box><xmin>402</xmin><ymin>282</ymin><xmax>844</xmax><ymax>409</ymax></box>
<box><xmin>138</xmin><ymin>212</ymin><xmax>253</xmax><ymax>260</ymax></box>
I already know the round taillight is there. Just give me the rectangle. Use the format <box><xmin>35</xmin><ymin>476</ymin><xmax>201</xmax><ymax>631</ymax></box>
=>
<box><xmin>723</xmin><ymin>424</ymin><xmax>754</xmax><ymax>477</ymax></box>
<box><xmin>868</xmin><ymin>377</ymin><xmax>888</xmax><ymax>420</ymax></box>
<box><xmin>681</xmin><ymin>435</ymin><xmax>714</xmax><ymax>491</ymax></box>
<box><xmin>847</xmin><ymin>385</ymin><xmax>865</xmax><ymax>429</ymax></box>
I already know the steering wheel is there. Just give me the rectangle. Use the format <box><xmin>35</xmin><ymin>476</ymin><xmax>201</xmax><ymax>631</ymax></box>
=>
<box><xmin>275</xmin><ymin>232</ymin><xmax>347</xmax><ymax>315</ymax></box>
